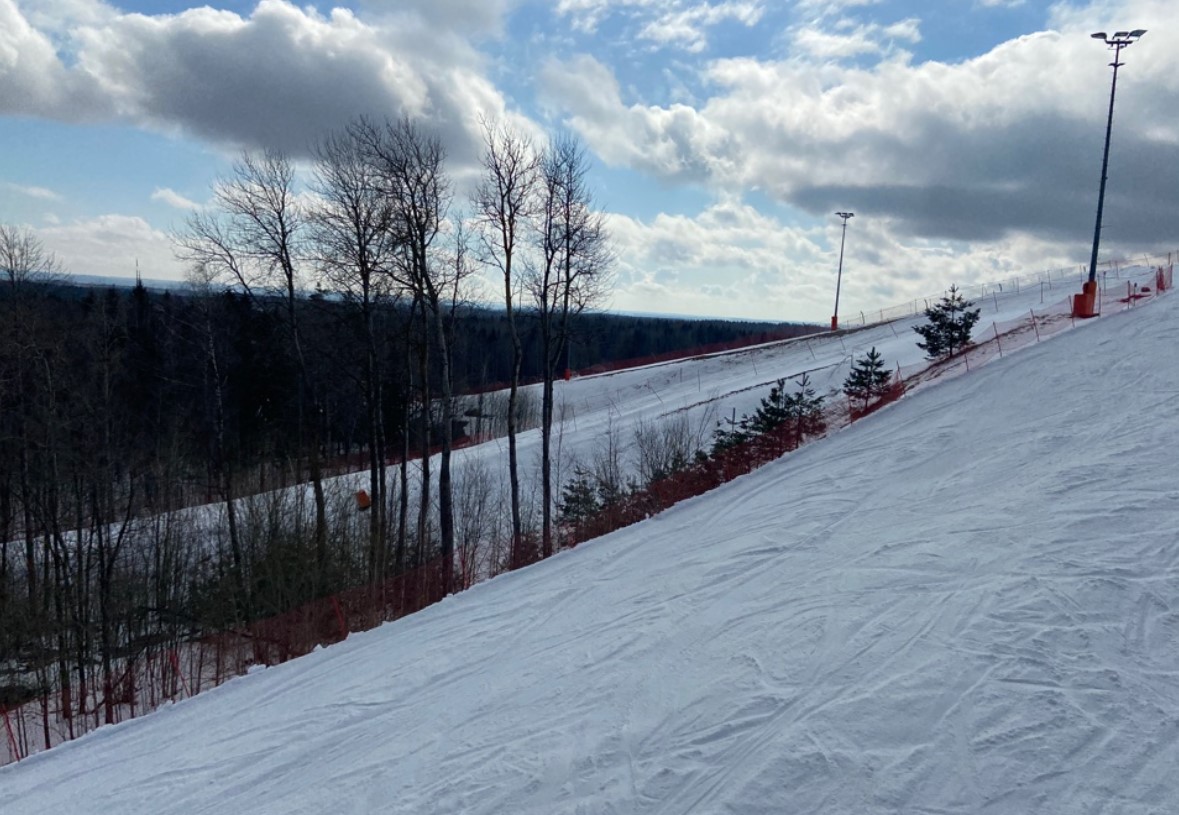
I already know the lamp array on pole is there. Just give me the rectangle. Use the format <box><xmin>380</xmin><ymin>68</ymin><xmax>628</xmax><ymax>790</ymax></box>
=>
<box><xmin>831</xmin><ymin>212</ymin><xmax>854</xmax><ymax>331</ymax></box>
<box><xmin>1075</xmin><ymin>28</ymin><xmax>1145</xmax><ymax>318</ymax></box>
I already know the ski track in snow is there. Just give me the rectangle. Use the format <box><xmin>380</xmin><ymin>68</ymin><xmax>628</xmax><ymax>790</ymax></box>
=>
<box><xmin>3</xmin><ymin>274</ymin><xmax>1179</xmax><ymax>813</ymax></box>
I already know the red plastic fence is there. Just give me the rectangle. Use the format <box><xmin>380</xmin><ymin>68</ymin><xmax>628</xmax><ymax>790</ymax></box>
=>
<box><xmin>2</xmin><ymin>268</ymin><xmax>1172</xmax><ymax>767</ymax></box>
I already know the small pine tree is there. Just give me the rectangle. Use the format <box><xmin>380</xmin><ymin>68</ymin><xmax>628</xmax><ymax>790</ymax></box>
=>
<box><xmin>710</xmin><ymin>374</ymin><xmax>828</xmax><ymax>461</ymax></box>
<box><xmin>783</xmin><ymin>372</ymin><xmax>827</xmax><ymax>441</ymax></box>
<box><xmin>745</xmin><ymin>378</ymin><xmax>790</xmax><ymax>435</ymax></box>
<box><xmin>710</xmin><ymin>410</ymin><xmax>750</xmax><ymax>456</ymax></box>
<box><xmin>843</xmin><ymin>347</ymin><xmax>892</xmax><ymax>412</ymax></box>
<box><xmin>913</xmin><ymin>284</ymin><xmax>981</xmax><ymax>360</ymax></box>
<box><xmin>558</xmin><ymin>466</ymin><xmax>601</xmax><ymax>526</ymax></box>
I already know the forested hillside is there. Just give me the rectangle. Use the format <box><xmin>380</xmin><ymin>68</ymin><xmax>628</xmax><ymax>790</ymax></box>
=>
<box><xmin>0</xmin><ymin>271</ymin><xmax>809</xmax><ymax>709</ymax></box>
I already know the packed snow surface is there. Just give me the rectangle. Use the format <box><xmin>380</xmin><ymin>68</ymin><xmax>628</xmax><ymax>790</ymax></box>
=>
<box><xmin>4</xmin><ymin>289</ymin><xmax>1179</xmax><ymax>814</ymax></box>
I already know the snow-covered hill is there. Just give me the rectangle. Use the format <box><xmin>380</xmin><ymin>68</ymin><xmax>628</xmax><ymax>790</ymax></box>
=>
<box><xmin>3</xmin><ymin>280</ymin><xmax>1178</xmax><ymax>814</ymax></box>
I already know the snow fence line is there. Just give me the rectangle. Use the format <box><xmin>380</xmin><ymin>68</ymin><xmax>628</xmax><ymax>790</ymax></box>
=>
<box><xmin>1</xmin><ymin>264</ymin><xmax>1172</xmax><ymax>768</ymax></box>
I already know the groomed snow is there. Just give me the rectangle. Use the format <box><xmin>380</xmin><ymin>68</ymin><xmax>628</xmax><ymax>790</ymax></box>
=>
<box><xmin>3</xmin><ymin>290</ymin><xmax>1179</xmax><ymax>814</ymax></box>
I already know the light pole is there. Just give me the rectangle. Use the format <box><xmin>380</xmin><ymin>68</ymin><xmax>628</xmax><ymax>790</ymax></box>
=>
<box><xmin>1076</xmin><ymin>29</ymin><xmax>1145</xmax><ymax>318</ymax></box>
<box><xmin>831</xmin><ymin>211</ymin><xmax>854</xmax><ymax>331</ymax></box>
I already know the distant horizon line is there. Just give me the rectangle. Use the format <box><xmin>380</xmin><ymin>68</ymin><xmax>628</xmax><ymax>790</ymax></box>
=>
<box><xmin>59</xmin><ymin>273</ymin><xmax>816</xmax><ymax>327</ymax></box>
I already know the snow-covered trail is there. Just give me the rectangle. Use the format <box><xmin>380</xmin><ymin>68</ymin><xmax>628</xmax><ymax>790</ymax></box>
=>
<box><xmin>3</xmin><ymin>288</ymin><xmax>1178</xmax><ymax>814</ymax></box>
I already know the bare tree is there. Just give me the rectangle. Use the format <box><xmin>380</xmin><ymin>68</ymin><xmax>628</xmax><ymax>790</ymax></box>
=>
<box><xmin>361</xmin><ymin>118</ymin><xmax>462</xmax><ymax>592</ymax></box>
<box><xmin>184</xmin><ymin>263</ymin><xmax>249</xmax><ymax>620</ymax></box>
<box><xmin>0</xmin><ymin>225</ymin><xmax>68</xmax><ymax>660</ymax></box>
<box><xmin>310</xmin><ymin>124</ymin><xmax>402</xmax><ymax>584</ymax></box>
<box><xmin>531</xmin><ymin>134</ymin><xmax>613</xmax><ymax>558</ymax></box>
<box><xmin>175</xmin><ymin>150</ymin><xmax>328</xmax><ymax>580</ymax></box>
<box><xmin>0</xmin><ymin>225</ymin><xmax>64</xmax><ymax>291</ymax></box>
<box><xmin>471</xmin><ymin>119</ymin><xmax>539</xmax><ymax>568</ymax></box>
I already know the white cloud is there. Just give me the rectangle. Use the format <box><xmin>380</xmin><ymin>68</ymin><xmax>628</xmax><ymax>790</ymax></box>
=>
<box><xmin>790</xmin><ymin>15</ymin><xmax>921</xmax><ymax>60</ymax></box>
<box><xmin>540</xmin><ymin>54</ymin><xmax>736</xmax><ymax>183</ymax></box>
<box><xmin>4</xmin><ymin>181</ymin><xmax>61</xmax><ymax>200</ymax></box>
<box><xmin>555</xmin><ymin>0</ymin><xmax>763</xmax><ymax>51</ymax></box>
<box><xmin>37</xmin><ymin>214</ymin><xmax>185</xmax><ymax>280</ymax></box>
<box><xmin>150</xmin><ymin>187</ymin><xmax>202</xmax><ymax>210</ymax></box>
<box><xmin>604</xmin><ymin>198</ymin><xmax>1105</xmax><ymax>322</ymax></box>
<box><xmin>881</xmin><ymin>18</ymin><xmax>921</xmax><ymax>43</ymax></box>
<box><xmin>795</xmin><ymin>0</ymin><xmax>880</xmax><ymax>12</ymax></box>
<box><xmin>638</xmin><ymin>2</ymin><xmax>764</xmax><ymax>52</ymax></box>
<box><xmin>542</xmin><ymin>6</ymin><xmax>1179</xmax><ymax>251</ymax></box>
<box><xmin>357</xmin><ymin>0</ymin><xmax>520</xmax><ymax>37</ymax></box>
<box><xmin>555</xmin><ymin>0</ymin><xmax>653</xmax><ymax>34</ymax></box>
<box><xmin>1</xmin><ymin>0</ymin><xmax>523</xmax><ymax>165</ymax></box>
<box><xmin>0</xmin><ymin>0</ymin><xmax>110</xmax><ymax>120</ymax></box>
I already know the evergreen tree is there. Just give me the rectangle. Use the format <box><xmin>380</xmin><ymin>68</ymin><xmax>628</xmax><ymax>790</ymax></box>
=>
<box><xmin>782</xmin><ymin>372</ymin><xmax>827</xmax><ymax>440</ymax></box>
<box><xmin>712</xmin><ymin>373</ymin><xmax>828</xmax><ymax>457</ymax></box>
<box><xmin>843</xmin><ymin>347</ymin><xmax>893</xmax><ymax>412</ymax></box>
<box><xmin>710</xmin><ymin>410</ymin><xmax>751</xmax><ymax>456</ymax></box>
<box><xmin>913</xmin><ymin>285</ymin><xmax>980</xmax><ymax>360</ymax></box>
<box><xmin>558</xmin><ymin>466</ymin><xmax>601</xmax><ymax>526</ymax></box>
<box><xmin>745</xmin><ymin>378</ymin><xmax>790</xmax><ymax>435</ymax></box>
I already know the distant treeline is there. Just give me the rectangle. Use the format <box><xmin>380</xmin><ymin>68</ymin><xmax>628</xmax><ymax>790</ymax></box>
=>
<box><xmin>25</xmin><ymin>279</ymin><xmax>814</xmax><ymax>442</ymax></box>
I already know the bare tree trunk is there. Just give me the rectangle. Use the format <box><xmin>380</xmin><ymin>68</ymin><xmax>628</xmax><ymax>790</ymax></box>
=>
<box><xmin>416</xmin><ymin>318</ymin><xmax>431</xmax><ymax>569</ymax></box>
<box><xmin>541</xmin><ymin>375</ymin><xmax>554</xmax><ymax>558</ymax></box>
<box><xmin>432</xmin><ymin>308</ymin><xmax>454</xmax><ymax>592</ymax></box>
<box><xmin>532</xmin><ymin>134</ymin><xmax>613</xmax><ymax>560</ymax></box>
<box><xmin>472</xmin><ymin>120</ymin><xmax>538</xmax><ymax>569</ymax></box>
<box><xmin>507</xmin><ymin>321</ymin><xmax>524</xmax><ymax>567</ymax></box>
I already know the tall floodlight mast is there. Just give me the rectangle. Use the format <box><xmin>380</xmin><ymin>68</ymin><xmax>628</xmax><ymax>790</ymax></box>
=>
<box><xmin>831</xmin><ymin>211</ymin><xmax>854</xmax><ymax>331</ymax></box>
<box><xmin>1075</xmin><ymin>29</ymin><xmax>1146</xmax><ymax>318</ymax></box>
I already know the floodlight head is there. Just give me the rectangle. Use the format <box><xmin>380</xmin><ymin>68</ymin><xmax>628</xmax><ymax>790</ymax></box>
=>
<box><xmin>835</xmin><ymin>211</ymin><xmax>854</xmax><ymax>220</ymax></box>
<box><xmin>1113</xmin><ymin>30</ymin><xmax>1130</xmax><ymax>39</ymax></box>
<box><xmin>1091</xmin><ymin>32</ymin><xmax>1107</xmax><ymax>40</ymax></box>
<box><xmin>1129</xmin><ymin>29</ymin><xmax>1146</xmax><ymax>38</ymax></box>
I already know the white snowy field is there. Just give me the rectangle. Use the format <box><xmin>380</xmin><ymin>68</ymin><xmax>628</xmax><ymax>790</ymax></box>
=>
<box><xmin>2</xmin><ymin>281</ymin><xmax>1177</xmax><ymax>812</ymax></box>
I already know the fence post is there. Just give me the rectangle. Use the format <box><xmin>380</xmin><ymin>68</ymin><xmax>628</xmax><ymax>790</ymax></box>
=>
<box><xmin>993</xmin><ymin>323</ymin><xmax>1002</xmax><ymax>357</ymax></box>
<box><xmin>1030</xmin><ymin>310</ymin><xmax>1040</xmax><ymax>342</ymax></box>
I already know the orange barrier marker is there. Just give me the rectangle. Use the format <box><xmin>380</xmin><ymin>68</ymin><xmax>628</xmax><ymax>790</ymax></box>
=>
<box><xmin>1072</xmin><ymin>280</ymin><xmax>1099</xmax><ymax>318</ymax></box>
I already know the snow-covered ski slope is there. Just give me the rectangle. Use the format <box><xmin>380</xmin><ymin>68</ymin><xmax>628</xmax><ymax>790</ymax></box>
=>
<box><xmin>4</xmin><ymin>282</ymin><xmax>1179</xmax><ymax>814</ymax></box>
<box><xmin>459</xmin><ymin>271</ymin><xmax>1155</xmax><ymax>498</ymax></box>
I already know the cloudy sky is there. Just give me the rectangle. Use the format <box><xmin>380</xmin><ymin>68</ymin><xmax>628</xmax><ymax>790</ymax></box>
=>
<box><xmin>1</xmin><ymin>0</ymin><xmax>1176</xmax><ymax>322</ymax></box>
